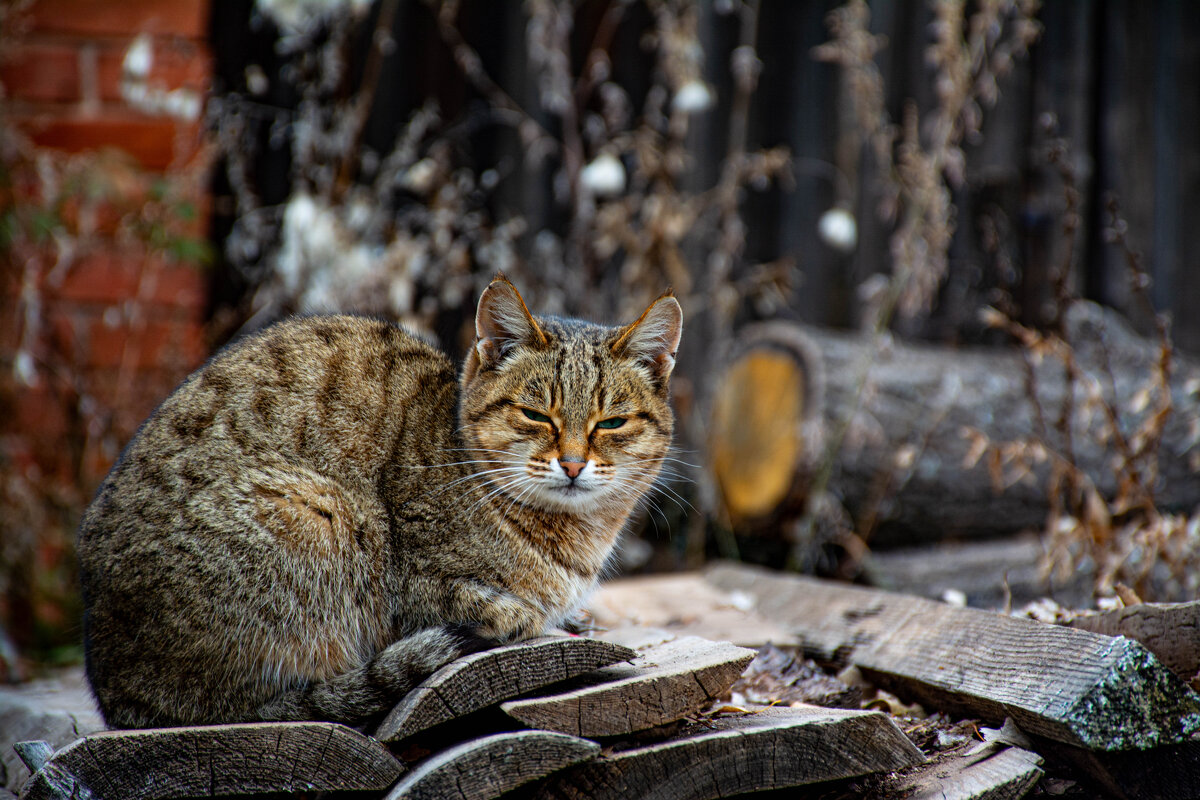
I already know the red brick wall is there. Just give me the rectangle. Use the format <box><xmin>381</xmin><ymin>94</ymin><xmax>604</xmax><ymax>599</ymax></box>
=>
<box><xmin>0</xmin><ymin>0</ymin><xmax>213</xmax><ymax>665</ymax></box>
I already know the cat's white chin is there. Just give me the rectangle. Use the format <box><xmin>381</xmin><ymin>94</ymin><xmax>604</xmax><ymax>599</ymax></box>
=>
<box><xmin>525</xmin><ymin>482</ymin><xmax>613</xmax><ymax>514</ymax></box>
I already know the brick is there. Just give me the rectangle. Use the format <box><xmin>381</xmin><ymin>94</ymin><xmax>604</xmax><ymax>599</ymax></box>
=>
<box><xmin>52</xmin><ymin>251</ymin><xmax>140</xmax><ymax>304</ymax></box>
<box><xmin>51</xmin><ymin>251</ymin><xmax>209</xmax><ymax>310</ymax></box>
<box><xmin>97</xmin><ymin>38</ymin><xmax>212</xmax><ymax>103</ymax></box>
<box><xmin>0</xmin><ymin>41</ymin><xmax>81</xmax><ymax>102</ymax></box>
<box><xmin>151</xmin><ymin>261</ymin><xmax>208</xmax><ymax>309</ymax></box>
<box><xmin>84</xmin><ymin>314</ymin><xmax>207</xmax><ymax>370</ymax></box>
<box><xmin>23</xmin><ymin>0</ymin><xmax>210</xmax><ymax>40</ymax></box>
<box><xmin>14</xmin><ymin>110</ymin><xmax>204</xmax><ymax>170</ymax></box>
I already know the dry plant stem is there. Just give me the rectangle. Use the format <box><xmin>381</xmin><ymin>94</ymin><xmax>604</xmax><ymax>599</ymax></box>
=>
<box><xmin>427</xmin><ymin>0</ymin><xmax>558</xmax><ymax>149</ymax></box>
<box><xmin>333</xmin><ymin>0</ymin><xmax>400</xmax><ymax>199</ymax></box>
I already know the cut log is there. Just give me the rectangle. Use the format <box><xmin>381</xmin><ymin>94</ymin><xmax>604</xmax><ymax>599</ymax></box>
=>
<box><xmin>384</xmin><ymin>731</ymin><xmax>598</xmax><ymax>800</ymax></box>
<box><xmin>534</xmin><ymin>705</ymin><xmax>925</xmax><ymax>800</ymax></box>
<box><xmin>501</xmin><ymin>636</ymin><xmax>755</xmax><ymax>737</ymax></box>
<box><xmin>782</xmin><ymin>303</ymin><xmax>1200</xmax><ymax>543</ymax></box>
<box><xmin>884</xmin><ymin>746</ymin><xmax>1045</xmax><ymax>800</ymax></box>
<box><xmin>709</xmin><ymin>322</ymin><xmax>823</xmax><ymax>525</ymax></box>
<box><xmin>0</xmin><ymin>669</ymin><xmax>104</xmax><ymax>795</ymax></box>
<box><xmin>707</xmin><ymin>563</ymin><xmax>1200</xmax><ymax>751</ymax></box>
<box><xmin>374</xmin><ymin>636</ymin><xmax>634</xmax><ymax>743</ymax></box>
<box><xmin>19</xmin><ymin>722</ymin><xmax>403</xmax><ymax>800</ymax></box>
<box><xmin>586</xmin><ymin>573</ymin><xmax>798</xmax><ymax>647</ymax></box>
<box><xmin>1069</xmin><ymin>600</ymin><xmax>1200</xmax><ymax>684</ymax></box>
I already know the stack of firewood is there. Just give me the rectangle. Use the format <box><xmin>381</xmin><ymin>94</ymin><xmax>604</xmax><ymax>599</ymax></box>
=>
<box><xmin>6</xmin><ymin>562</ymin><xmax>1200</xmax><ymax>799</ymax></box>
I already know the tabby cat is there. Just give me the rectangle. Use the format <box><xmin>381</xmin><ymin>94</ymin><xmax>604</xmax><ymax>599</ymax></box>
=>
<box><xmin>79</xmin><ymin>275</ymin><xmax>682</xmax><ymax>729</ymax></box>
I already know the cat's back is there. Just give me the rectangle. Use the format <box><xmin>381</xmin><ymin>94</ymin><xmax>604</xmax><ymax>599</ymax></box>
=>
<box><xmin>100</xmin><ymin>314</ymin><xmax>453</xmax><ymax>496</ymax></box>
<box><xmin>78</xmin><ymin>315</ymin><xmax>461</xmax><ymax>726</ymax></box>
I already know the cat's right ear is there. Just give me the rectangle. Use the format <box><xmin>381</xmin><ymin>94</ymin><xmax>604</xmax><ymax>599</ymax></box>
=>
<box><xmin>469</xmin><ymin>276</ymin><xmax>547</xmax><ymax>374</ymax></box>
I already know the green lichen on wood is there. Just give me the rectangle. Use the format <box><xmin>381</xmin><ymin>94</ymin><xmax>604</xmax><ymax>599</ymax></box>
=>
<box><xmin>1067</xmin><ymin>636</ymin><xmax>1200</xmax><ymax>751</ymax></box>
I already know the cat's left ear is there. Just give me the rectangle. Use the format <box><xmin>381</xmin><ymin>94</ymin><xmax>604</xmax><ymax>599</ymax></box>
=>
<box><xmin>473</xmin><ymin>275</ymin><xmax>548</xmax><ymax>370</ymax></box>
<box><xmin>613</xmin><ymin>292</ymin><xmax>683</xmax><ymax>383</ymax></box>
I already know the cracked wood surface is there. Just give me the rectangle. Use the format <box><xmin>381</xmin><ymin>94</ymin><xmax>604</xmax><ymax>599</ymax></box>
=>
<box><xmin>534</xmin><ymin>704</ymin><xmax>925</xmax><ymax>800</ymax></box>
<box><xmin>19</xmin><ymin>722</ymin><xmax>403</xmax><ymax>800</ymax></box>
<box><xmin>501</xmin><ymin>636</ymin><xmax>755</xmax><ymax>737</ymax></box>
<box><xmin>707</xmin><ymin>563</ymin><xmax>1200</xmax><ymax>751</ymax></box>
<box><xmin>384</xmin><ymin>730</ymin><xmax>598</xmax><ymax>800</ymax></box>
<box><xmin>374</xmin><ymin>636</ymin><xmax>634</xmax><ymax>743</ymax></box>
<box><xmin>884</xmin><ymin>746</ymin><xmax>1044</xmax><ymax>800</ymax></box>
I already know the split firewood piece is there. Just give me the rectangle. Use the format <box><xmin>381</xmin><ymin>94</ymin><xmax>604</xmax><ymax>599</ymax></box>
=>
<box><xmin>1069</xmin><ymin>600</ymin><xmax>1200</xmax><ymax>684</ymax></box>
<box><xmin>384</xmin><ymin>730</ymin><xmax>599</xmax><ymax>800</ymax></box>
<box><xmin>884</xmin><ymin>746</ymin><xmax>1044</xmax><ymax>800</ymax></box>
<box><xmin>19</xmin><ymin>722</ymin><xmax>403</xmax><ymax>800</ymax></box>
<box><xmin>501</xmin><ymin>636</ymin><xmax>756</xmax><ymax>737</ymax></box>
<box><xmin>374</xmin><ymin>636</ymin><xmax>634</xmax><ymax>743</ymax></box>
<box><xmin>0</xmin><ymin>671</ymin><xmax>104</xmax><ymax>795</ymax></box>
<box><xmin>707</xmin><ymin>563</ymin><xmax>1200</xmax><ymax>751</ymax></box>
<box><xmin>535</xmin><ymin>705</ymin><xmax>924</xmax><ymax>800</ymax></box>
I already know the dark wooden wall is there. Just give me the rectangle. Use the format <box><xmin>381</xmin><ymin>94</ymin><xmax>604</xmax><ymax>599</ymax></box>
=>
<box><xmin>208</xmin><ymin>1</ymin><xmax>1200</xmax><ymax>351</ymax></box>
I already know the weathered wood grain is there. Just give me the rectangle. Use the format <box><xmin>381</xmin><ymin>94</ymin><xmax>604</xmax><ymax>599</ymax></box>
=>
<box><xmin>19</xmin><ymin>722</ymin><xmax>403</xmax><ymax>800</ymax></box>
<box><xmin>534</xmin><ymin>705</ymin><xmax>925</xmax><ymax>800</ymax></box>
<box><xmin>885</xmin><ymin>746</ymin><xmax>1044</xmax><ymax>800</ymax></box>
<box><xmin>0</xmin><ymin>669</ymin><xmax>104</xmax><ymax>795</ymax></box>
<box><xmin>707</xmin><ymin>562</ymin><xmax>1200</xmax><ymax>751</ymax></box>
<box><xmin>586</xmin><ymin>573</ymin><xmax>798</xmax><ymax>647</ymax></box>
<box><xmin>1069</xmin><ymin>600</ymin><xmax>1200</xmax><ymax>684</ymax></box>
<box><xmin>384</xmin><ymin>730</ymin><xmax>598</xmax><ymax>800</ymax></box>
<box><xmin>501</xmin><ymin>636</ymin><xmax>755</xmax><ymax>737</ymax></box>
<box><xmin>374</xmin><ymin>636</ymin><xmax>634</xmax><ymax>743</ymax></box>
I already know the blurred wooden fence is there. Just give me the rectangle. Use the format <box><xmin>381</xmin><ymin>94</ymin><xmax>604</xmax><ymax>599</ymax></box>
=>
<box><xmin>209</xmin><ymin>0</ymin><xmax>1200</xmax><ymax>351</ymax></box>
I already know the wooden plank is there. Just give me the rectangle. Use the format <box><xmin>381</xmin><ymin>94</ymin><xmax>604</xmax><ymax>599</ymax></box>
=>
<box><xmin>587</xmin><ymin>573</ymin><xmax>799</xmax><ymax>648</ymax></box>
<box><xmin>707</xmin><ymin>563</ymin><xmax>1200</xmax><ymax>751</ymax></box>
<box><xmin>20</xmin><ymin>722</ymin><xmax>404</xmax><ymax>800</ymax></box>
<box><xmin>501</xmin><ymin>636</ymin><xmax>755</xmax><ymax>738</ymax></box>
<box><xmin>384</xmin><ymin>731</ymin><xmax>598</xmax><ymax>800</ymax></box>
<box><xmin>885</xmin><ymin>746</ymin><xmax>1044</xmax><ymax>800</ymax></box>
<box><xmin>864</xmin><ymin>535</ymin><xmax>1091</xmax><ymax>609</ymax></box>
<box><xmin>534</xmin><ymin>705</ymin><xmax>925</xmax><ymax>800</ymax></box>
<box><xmin>0</xmin><ymin>669</ymin><xmax>104</xmax><ymax>795</ymax></box>
<box><xmin>374</xmin><ymin>636</ymin><xmax>634</xmax><ymax>743</ymax></box>
<box><xmin>1069</xmin><ymin>600</ymin><xmax>1200</xmax><ymax>684</ymax></box>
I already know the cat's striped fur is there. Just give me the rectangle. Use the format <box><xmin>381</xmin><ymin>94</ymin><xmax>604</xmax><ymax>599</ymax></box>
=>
<box><xmin>79</xmin><ymin>276</ymin><xmax>682</xmax><ymax>728</ymax></box>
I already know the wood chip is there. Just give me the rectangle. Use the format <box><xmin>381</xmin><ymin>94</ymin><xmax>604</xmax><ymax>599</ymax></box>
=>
<box><xmin>502</xmin><ymin>636</ymin><xmax>755</xmax><ymax>737</ymax></box>
<box><xmin>374</xmin><ymin>636</ymin><xmax>634</xmax><ymax>743</ymax></box>
<box><xmin>707</xmin><ymin>562</ymin><xmax>1200</xmax><ymax>751</ymax></box>
<box><xmin>384</xmin><ymin>730</ymin><xmax>598</xmax><ymax>800</ymax></box>
<box><xmin>534</xmin><ymin>705</ymin><xmax>925</xmax><ymax>800</ymax></box>
<box><xmin>20</xmin><ymin>722</ymin><xmax>403</xmax><ymax>800</ymax></box>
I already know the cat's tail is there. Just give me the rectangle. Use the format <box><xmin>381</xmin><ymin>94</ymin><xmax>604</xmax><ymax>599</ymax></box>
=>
<box><xmin>253</xmin><ymin>626</ymin><xmax>492</xmax><ymax>725</ymax></box>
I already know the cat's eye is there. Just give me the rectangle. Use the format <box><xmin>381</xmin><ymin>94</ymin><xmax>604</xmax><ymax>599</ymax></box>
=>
<box><xmin>522</xmin><ymin>409</ymin><xmax>553</xmax><ymax>424</ymax></box>
<box><xmin>596</xmin><ymin>417</ymin><xmax>626</xmax><ymax>430</ymax></box>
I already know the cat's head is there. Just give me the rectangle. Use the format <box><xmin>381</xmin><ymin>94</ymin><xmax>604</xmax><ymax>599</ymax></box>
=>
<box><xmin>459</xmin><ymin>275</ymin><xmax>682</xmax><ymax>516</ymax></box>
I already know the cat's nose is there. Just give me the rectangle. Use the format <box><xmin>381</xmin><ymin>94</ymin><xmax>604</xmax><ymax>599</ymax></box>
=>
<box><xmin>560</xmin><ymin>460</ymin><xmax>586</xmax><ymax>480</ymax></box>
